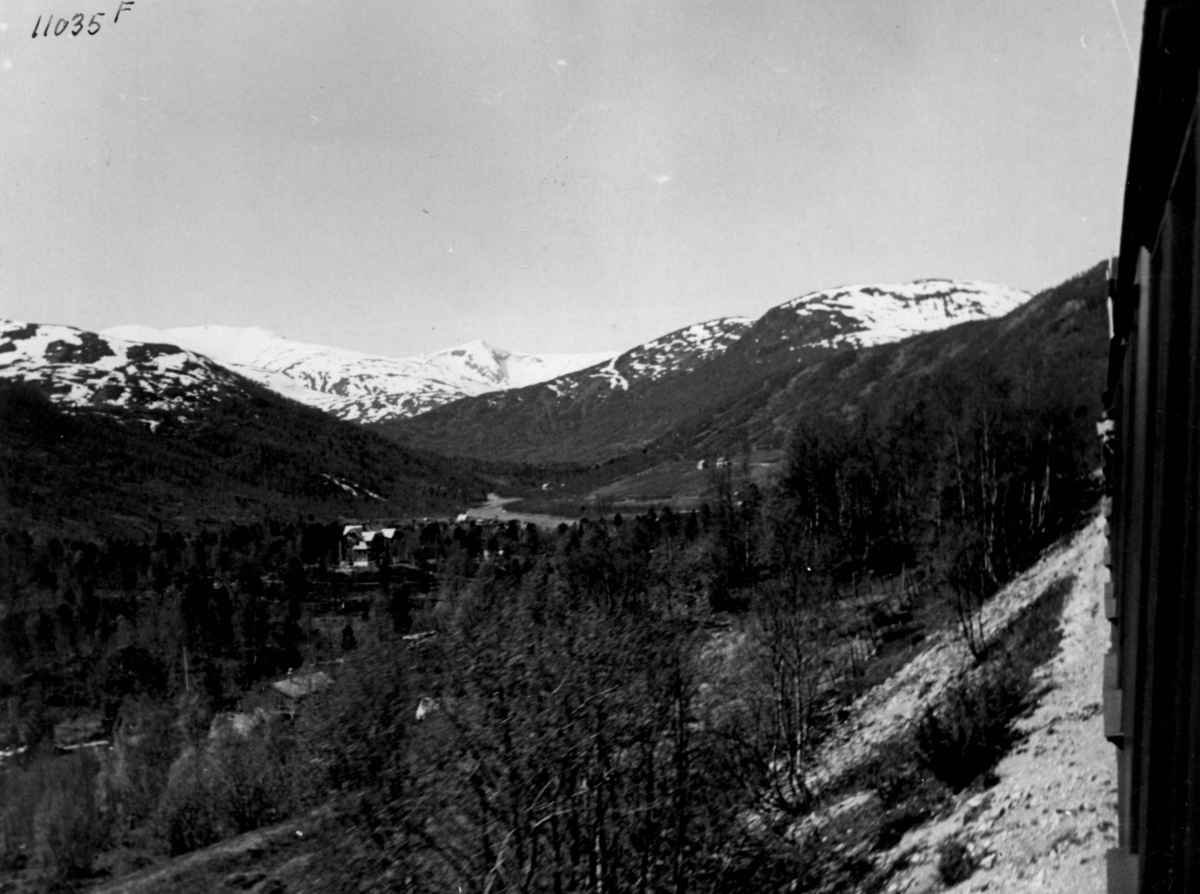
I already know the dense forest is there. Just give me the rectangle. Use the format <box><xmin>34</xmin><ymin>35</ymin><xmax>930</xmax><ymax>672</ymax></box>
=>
<box><xmin>0</xmin><ymin>314</ymin><xmax>1102</xmax><ymax>891</ymax></box>
<box><xmin>0</xmin><ymin>378</ymin><xmax>484</xmax><ymax>540</ymax></box>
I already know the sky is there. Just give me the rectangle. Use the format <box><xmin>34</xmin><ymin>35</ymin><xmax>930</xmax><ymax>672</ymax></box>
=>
<box><xmin>0</xmin><ymin>0</ymin><xmax>1143</xmax><ymax>356</ymax></box>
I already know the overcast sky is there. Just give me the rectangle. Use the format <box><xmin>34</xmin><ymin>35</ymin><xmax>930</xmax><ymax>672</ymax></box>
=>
<box><xmin>1</xmin><ymin>0</ymin><xmax>1142</xmax><ymax>356</ymax></box>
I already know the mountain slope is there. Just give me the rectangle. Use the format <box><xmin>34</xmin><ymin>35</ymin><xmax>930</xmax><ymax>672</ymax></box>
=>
<box><xmin>801</xmin><ymin>518</ymin><xmax>1114</xmax><ymax>893</ymax></box>
<box><xmin>101</xmin><ymin>324</ymin><xmax>613</xmax><ymax>423</ymax></box>
<box><xmin>686</xmin><ymin>263</ymin><xmax>1109</xmax><ymax>457</ymax></box>
<box><xmin>0</xmin><ymin>321</ymin><xmax>252</xmax><ymax>419</ymax></box>
<box><xmin>554</xmin><ymin>263</ymin><xmax>1110</xmax><ymax>510</ymax></box>
<box><xmin>379</xmin><ymin>280</ymin><xmax>1030</xmax><ymax>463</ymax></box>
<box><xmin>0</xmin><ymin>322</ymin><xmax>485</xmax><ymax>536</ymax></box>
<box><xmin>544</xmin><ymin>316</ymin><xmax>755</xmax><ymax>396</ymax></box>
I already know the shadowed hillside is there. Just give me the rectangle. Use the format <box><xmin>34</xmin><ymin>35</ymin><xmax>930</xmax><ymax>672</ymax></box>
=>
<box><xmin>670</xmin><ymin>262</ymin><xmax>1109</xmax><ymax>458</ymax></box>
<box><xmin>0</xmin><ymin>378</ymin><xmax>485</xmax><ymax>540</ymax></box>
<box><xmin>381</xmin><ymin>268</ymin><xmax>1104</xmax><ymax>472</ymax></box>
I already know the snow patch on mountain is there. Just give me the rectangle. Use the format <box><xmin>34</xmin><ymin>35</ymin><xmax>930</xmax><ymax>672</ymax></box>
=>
<box><xmin>431</xmin><ymin>339</ymin><xmax>613</xmax><ymax>389</ymax></box>
<box><xmin>623</xmin><ymin>318</ymin><xmax>756</xmax><ymax>381</ymax></box>
<box><xmin>502</xmin><ymin>282</ymin><xmax>1027</xmax><ymax>403</ymax></box>
<box><xmin>1</xmin><ymin>320</ymin><xmax>248</xmax><ymax>415</ymax></box>
<box><xmin>319</xmin><ymin>473</ymin><xmax>383</xmax><ymax>501</ymax></box>
<box><xmin>781</xmin><ymin>280</ymin><xmax>1030</xmax><ymax>349</ymax></box>
<box><xmin>594</xmin><ymin>357</ymin><xmax>630</xmax><ymax>392</ymax></box>
<box><xmin>101</xmin><ymin>325</ymin><xmax>614</xmax><ymax>423</ymax></box>
<box><xmin>546</xmin><ymin>317</ymin><xmax>756</xmax><ymax>397</ymax></box>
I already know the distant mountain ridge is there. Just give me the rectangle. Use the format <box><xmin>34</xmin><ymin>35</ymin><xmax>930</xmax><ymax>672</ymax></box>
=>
<box><xmin>380</xmin><ymin>279</ymin><xmax>1032</xmax><ymax>462</ymax></box>
<box><xmin>93</xmin><ymin>279</ymin><xmax>1027</xmax><ymax>430</ymax></box>
<box><xmin>5</xmin><ymin>276</ymin><xmax>1033</xmax><ymax>475</ymax></box>
<box><xmin>772</xmin><ymin>279</ymin><xmax>1030</xmax><ymax>349</ymax></box>
<box><xmin>101</xmin><ymin>325</ymin><xmax>615</xmax><ymax>423</ymax></box>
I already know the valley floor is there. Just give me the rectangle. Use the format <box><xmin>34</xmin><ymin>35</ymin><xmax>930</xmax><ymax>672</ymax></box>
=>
<box><xmin>459</xmin><ymin>492</ymin><xmax>579</xmax><ymax>528</ymax></box>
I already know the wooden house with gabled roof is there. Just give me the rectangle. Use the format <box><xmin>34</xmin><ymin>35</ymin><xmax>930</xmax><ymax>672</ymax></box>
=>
<box><xmin>339</xmin><ymin>524</ymin><xmax>399</xmax><ymax>570</ymax></box>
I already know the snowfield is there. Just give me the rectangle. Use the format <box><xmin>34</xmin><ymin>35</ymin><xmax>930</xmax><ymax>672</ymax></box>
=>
<box><xmin>781</xmin><ymin>280</ymin><xmax>1031</xmax><ymax>350</ymax></box>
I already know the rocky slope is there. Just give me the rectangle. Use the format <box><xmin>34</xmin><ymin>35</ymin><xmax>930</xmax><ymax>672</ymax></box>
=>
<box><xmin>810</xmin><ymin>515</ymin><xmax>1116</xmax><ymax>893</ymax></box>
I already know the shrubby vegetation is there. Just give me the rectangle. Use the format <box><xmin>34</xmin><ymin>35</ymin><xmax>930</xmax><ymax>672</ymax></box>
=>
<box><xmin>936</xmin><ymin>835</ymin><xmax>978</xmax><ymax>886</ymax></box>
<box><xmin>916</xmin><ymin>574</ymin><xmax>1073</xmax><ymax>791</ymax></box>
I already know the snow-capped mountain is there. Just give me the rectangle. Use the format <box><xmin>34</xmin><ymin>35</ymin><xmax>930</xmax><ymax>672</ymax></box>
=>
<box><xmin>0</xmin><ymin>320</ymin><xmax>253</xmax><ymax>418</ymax></box>
<box><xmin>763</xmin><ymin>277</ymin><xmax>1027</xmax><ymax>350</ymax></box>
<box><xmin>385</xmin><ymin>278</ymin><xmax>1033</xmax><ymax>463</ymax></box>
<box><xmin>545</xmin><ymin>317</ymin><xmax>755</xmax><ymax>397</ymax></box>
<box><xmin>0</xmin><ymin>319</ymin><xmax>490</xmax><ymax>529</ymax></box>
<box><xmin>497</xmin><ymin>280</ymin><xmax>1028</xmax><ymax>402</ymax></box>
<box><xmin>100</xmin><ymin>325</ymin><xmax>614</xmax><ymax>423</ymax></box>
<box><xmin>6</xmin><ymin>278</ymin><xmax>1032</xmax><ymax>463</ymax></box>
<box><xmin>731</xmin><ymin>279</ymin><xmax>1032</xmax><ymax>361</ymax></box>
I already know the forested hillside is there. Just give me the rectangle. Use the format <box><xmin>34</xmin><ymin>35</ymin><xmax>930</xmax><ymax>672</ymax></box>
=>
<box><xmin>0</xmin><ymin>378</ymin><xmax>484</xmax><ymax>540</ymax></box>
<box><xmin>383</xmin><ymin>266</ymin><xmax>1104</xmax><ymax>473</ymax></box>
<box><xmin>672</xmin><ymin>262</ymin><xmax>1109</xmax><ymax>460</ymax></box>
